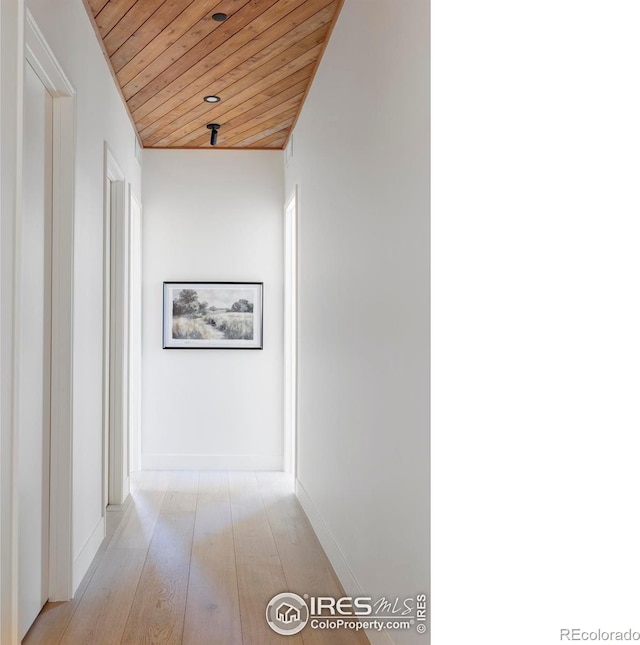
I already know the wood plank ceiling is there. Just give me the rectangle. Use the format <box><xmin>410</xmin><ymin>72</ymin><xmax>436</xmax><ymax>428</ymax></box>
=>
<box><xmin>82</xmin><ymin>0</ymin><xmax>341</xmax><ymax>149</ymax></box>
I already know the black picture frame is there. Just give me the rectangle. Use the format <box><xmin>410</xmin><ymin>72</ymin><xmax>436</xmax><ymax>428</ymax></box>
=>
<box><xmin>163</xmin><ymin>281</ymin><xmax>264</xmax><ymax>349</ymax></box>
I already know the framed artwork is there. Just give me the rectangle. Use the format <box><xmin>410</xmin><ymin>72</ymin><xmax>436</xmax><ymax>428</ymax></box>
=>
<box><xmin>163</xmin><ymin>282</ymin><xmax>263</xmax><ymax>349</ymax></box>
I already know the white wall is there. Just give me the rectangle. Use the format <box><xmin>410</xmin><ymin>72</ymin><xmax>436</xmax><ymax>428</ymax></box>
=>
<box><xmin>284</xmin><ymin>1</ymin><xmax>429</xmax><ymax>644</ymax></box>
<box><xmin>22</xmin><ymin>0</ymin><xmax>141</xmax><ymax>593</ymax></box>
<box><xmin>142</xmin><ymin>150</ymin><xmax>284</xmax><ymax>470</ymax></box>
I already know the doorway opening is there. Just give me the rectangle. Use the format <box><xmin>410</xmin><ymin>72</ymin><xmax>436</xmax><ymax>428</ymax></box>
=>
<box><xmin>284</xmin><ymin>187</ymin><xmax>298</xmax><ymax>475</ymax></box>
<box><xmin>16</xmin><ymin>13</ymin><xmax>76</xmax><ymax>641</ymax></box>
<box><xmin>128</xmin><ymin>188</ymin><xmax>143</xmax><ymax>474</ymax></box>
<box><xmin>18</xmin><ymin>57</ymin><xmax>54</xmax><ymax>641</ymax></box>
<box><xmin>103</xmin><ymin>147</ymin><xmax>130</xmax><ymax>509</ymax></box>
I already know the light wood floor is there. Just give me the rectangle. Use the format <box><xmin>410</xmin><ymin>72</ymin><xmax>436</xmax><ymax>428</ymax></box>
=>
<box><xmin>23</xmin><ymin>471</ymin><xmax>369</xmax><ymax>645</ymax></box>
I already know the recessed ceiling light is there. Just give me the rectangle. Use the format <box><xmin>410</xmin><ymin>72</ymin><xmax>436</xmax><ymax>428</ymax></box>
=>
<box><xmin>204</xmin><ymin>95</ymin><xmax>221</xmax><ymax>103</ymax></box>
<box><xmin>212</xmin><ymin>12</ymin><xmax>228</xmax><ymax>21</ymax></box>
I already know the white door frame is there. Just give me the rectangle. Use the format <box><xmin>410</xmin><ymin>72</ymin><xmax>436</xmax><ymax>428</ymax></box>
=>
<box><xmin>128</xmin><ymin>187</ymin><xmax>142</xmax><ymax>473</ymax></box>
<box><xmin>284</xmin><ymin>187</ymin><xmax>299</xmax><ymax>475</ymax></box>
<box><xmin>0</xmin><ymin>2</ymin><xmax>26</xmax><ymax>641</ymax></box>
<box><xmin>24</xmin><ymin>11</ymin><xmax>76</xmax><ymax>604</ymax></box>
<box><xmin>103</xmin><ymin>145</ymin><xmax>130</xmax><ymax>508</ymax></box>
<box><xmin>0</xmin><ymin>8</ymin><xmax>75</xmax><ymax>640</ymax></box>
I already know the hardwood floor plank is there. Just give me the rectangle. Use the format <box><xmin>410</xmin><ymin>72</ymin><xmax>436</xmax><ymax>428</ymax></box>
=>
<box><xmin>129</xmin><ymin>469</ymin><xmax>145</xmax><ymax>494</ymax></box>
<box><xmin>257</xmin><ymin>473</ymin><xmax>370</xmax><ymax>645</ymax></box>
<box><xmin>57</xmin><ymin>549</ymin><xmax>147</xmax><ymax>645</ymax></box>
<box><xmin>229</xmin><ymin>471</ymin><xmax>303</xmax><ymax>645</ymax></box>
<box><xmin>182</xmin><ymin>472</ymin><xmax>242</xmax><ymax>645</ymax></box>
<box><xmin>108</xmin><ymin>470</ymin><xmax>169</xmax><ymax>550</ymax></box>
<box><xmin>119</xmin><ymin>471</ymin><xmax>199</xmax><ymax>645</ymax></box>
<box><xmin>24</xmin><ymin>472</ymin><xmax>364</xmax><ymax>644</ymax></box>
<box><xmin>22</xmin><ymin>561</ymin><xmax>99</xmax><ymax>645</ymax></box>
<box><xmin>22</xmin><ymin>490</ymin><xmax>132</xmax><ymax>645</ymax></box>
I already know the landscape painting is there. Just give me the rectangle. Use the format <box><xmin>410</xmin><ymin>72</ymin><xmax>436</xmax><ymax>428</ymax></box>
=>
<box><xmin>163</xmin><ymin>282</ymin><xmax>263</xmax><ymax>349</ymax></box>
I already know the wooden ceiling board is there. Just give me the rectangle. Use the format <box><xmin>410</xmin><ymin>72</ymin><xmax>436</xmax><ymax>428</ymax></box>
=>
<box><xmin>153</xmin><ymin>83</ymin><xmax>304</xmax><ymax>147</ymax></box>
<box><xmin>147</xmin><ymin>4</ymin><xmax>335</xmax><ymax>141</ymax></box>
<box><xmin>103</xmin><ymin>1</ymin><xmax>163</xmax><ymax>54</ymax></box>
<box><xmin>127</xmin><ymin>0</ymin><xmax>321</xmax><ymax>120</ymax></box>
<box><xmin>138</xmin><ymin>20</ymin><xmax>329</xmax><ymax>144</ymax></box>
<box><xmin>123</xmin><ymin>0</ymin><xmax>284</xmax><ymax>106</ymax></box>
<box><xmin>95</xmin><ymin>0</ymin><xmax>138</xmax><ymax>36</ymax></box>
<box><xmin>154</xmin><ymin>78</ymin><xmax>307</xmax><ymax>147</ymax></box>
<box><xmin>232</xmin><ymin>124</ymin><xmax>294</xmax><ymax>147</ymax></box>
<box><xmin>214</xmin><ymin>106</ymin><xmax>298</xmax><ymax>147</ymax></box>
<box><xmin>135</xmin><ymin>37</ymin><xmax>322</xmax><ymax>140</ymax></box>
<box><xmin>210</xmin><ymin>100</ymin><xmax>301</xmax><ymax>146</ymax></box>
<box><xmin>83</xmin><ymin>0</ymin><xmax>344</xmax><ymax>149</ymax></box>
<box><xmin>108</xmin><ymin>0</ymin><xmax>189</xmax><ymax>67</ymax></box>
<box><xmin>111</xmin><ymin>0</ymin><xmax>227</xmax><ymax>73</ymax></box>
<box><xmin>162</xmin><ymin>71</ymin><xmax>312</xmax><ymax>147</ymax></box>
<box><xmin>222</xmin><ymin>115</ymin><xmax>296</xmax><ymax>147</ymax></box>
<box><xmin>240</xmin><ymin>129</ymin><xmax>288</xmax><ymax>148</ymax></box>
<box><xmin>88</xmin><ymin>0</ymin><xmax>109</xmax><ymax>13</ymax></box>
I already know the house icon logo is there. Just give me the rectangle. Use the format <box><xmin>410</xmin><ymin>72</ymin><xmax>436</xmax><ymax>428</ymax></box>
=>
<box><xmin>276</xmin><ymin>602</ymin><xmax>301</xmax><ymax>624</ymax></box>
<box><xmin>266</xmin><ymin>592</ymin><xmax>309</xmax><ymax>635</ymax></box>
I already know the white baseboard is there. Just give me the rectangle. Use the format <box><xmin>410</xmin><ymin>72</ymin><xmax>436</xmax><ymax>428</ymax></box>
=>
<box><xmin>141</xmin><ymin>454</ymin><xmax>284</xmax><ymax>471</ymax></box>
<box><xmin>72</xmin><ymin>516</ymin><xmax>105</xmax><ymax>593</ymax></box>
<box><xmin>295</xmin><ymin>479</ymin><xmax>395</xmax><ymax>645</ymax></box>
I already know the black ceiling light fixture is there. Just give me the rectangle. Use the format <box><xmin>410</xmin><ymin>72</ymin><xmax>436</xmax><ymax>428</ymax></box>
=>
<box><xmin>206</xmin><ymin>123</ymin><xmax>221</xmax><ymax>146</ymax></box>
<box><xmin>212</xmin><ymin>12</ymin><xmax>228</xmax><ymax>21</ymax></box>
<box><xmin>203</xmin><ymin>95</ymin><xmax>221</xmax><ymax>103</ymax></box>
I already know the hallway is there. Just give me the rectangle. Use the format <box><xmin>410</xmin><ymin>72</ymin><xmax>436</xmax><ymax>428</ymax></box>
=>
<box><xmin>1</xmin><ymin>2</ymin><xmax>428</xmax><ymax>643</ymax></box>
<box><xmin>23</xmin><ymin>471</ymin><xmax>369</xmax><ymax>645</ymax></box>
